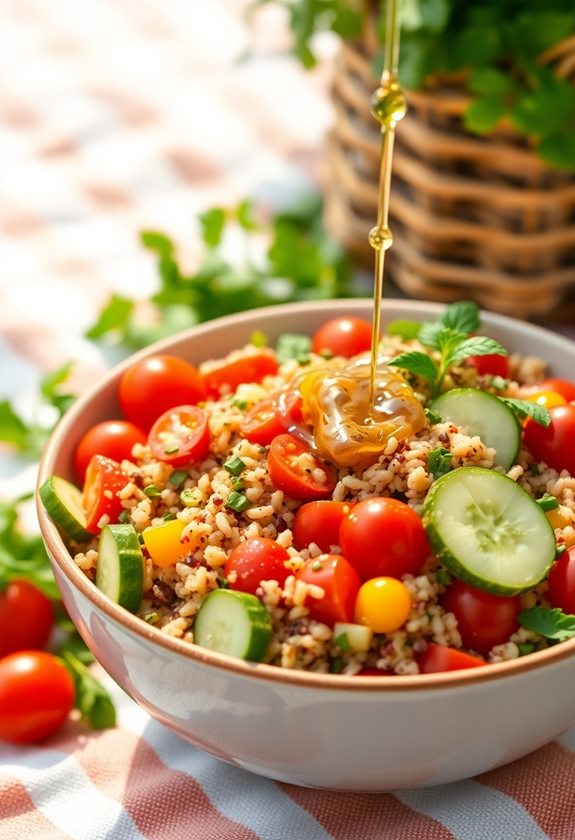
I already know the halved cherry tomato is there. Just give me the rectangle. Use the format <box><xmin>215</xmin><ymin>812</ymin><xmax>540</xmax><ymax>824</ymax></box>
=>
<box><xmin>547</xmin><ymin>545</ymin><xmax>575</xmax><ymax>615</ymax></box>
<box><xmin>267</xmin><ymin>434</ymin><xmax>337</xmax><ymax>501</ymax></box>
<box><xmin>119</xmin><ymin>354</ymin><xmax>206</xmax><ymax>432</ymax></box>
<box><xmin>339</xmin><ymin>497</ymin><xmax>429</xmax><ymax>581</ymax></box>
<box><xmin>0</xmin><ymin>580</ymin><xmax>54</xmax><ymax>657</ymax></box>
<box><xmin>83</xmin><ymin>454</ymin><xmax>130</xmax><ymax>533</ymax></box>
<box><xmin>240</xmin><ymin>391</ymin><xmax>303</xmax><ymax>446</ymax></box>
<box><xmin>311</xmin><ymin>317</ymin><xmax>372</xmax><ymax>358</ymax></box>
<box><xmin>467</xmin><ymin>353</ymin><xmax>510</xmax><ymax>378</ymax></box>
<box><xmin>0</xmin><ymin>651</ymin><xmax>75</xmax><ymax>744</ymax></box>
<box><xmin>225</xmin><ymin>538</ymin><xmax>291</xmax><ymax>594</ymax></box>
<box><xmin>523</xmin><ymin>404</ymin><xmax>575</xmax><ymax>475</ymax></box>
<box><xmin>441</xmin><ymin>579</ymin><xmax>521</xmax><ymax>655</ymax></box>
<box><xmin>416</xmin><ymin>643</ymin><xmax>486</xmax><ymax>674</ymax></box>
<box><xmin>536</xmin><ymin>377</ymin><xmax>575</xmax><ymax>403</ymax></box>
<box><xmin>296</xmin><ymin>554</ymin><xmax>361</xmax><ymax>625</ymax></box>
<box><xmin>75</xmin><ymin>420</ymin><xmax>146</xmax><ymax>483</ymax></box>
<box><xmin>148</xmin><ymin>405</ymin><xmax>211</xmax><ymax>467</ymax></box>
<box><xmin>292</xmin><ymin>500</ymin><xmax>353</xmax><ymax>553</ymax></box>
<box><xmin>202</xmin><ymin>352</ymin><xmax>279</xmax><ymax>398</ymax></box>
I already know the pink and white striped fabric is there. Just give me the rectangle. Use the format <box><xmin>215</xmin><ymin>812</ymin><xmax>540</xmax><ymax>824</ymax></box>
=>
<box><xmin>1</xmin><ymin>1</ymin><xmax>575</xmax><ymax>837</ymax></box>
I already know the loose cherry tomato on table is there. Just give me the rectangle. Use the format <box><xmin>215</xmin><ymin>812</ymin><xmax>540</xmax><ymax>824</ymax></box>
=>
<box><xmin>416</xmin><ymin>643</ymin><xmax>487</xmax><ymax>674</ymax></box>
<box><xmin>467</xmin><ymin>353</ymin><xmax>510</xmax><ymax>378</ymax></box>
<box><xmin>547</xmin><ymin>545</ymin><xmax>575</xmax><ymax>615</ymax></box>
<box><xmin>441</xmin><ymin>579</ymin><xmax>521</xmax><ymax>655</ymax></box>
<box><xmin>267</xmin><ymin>434</ymin><xmax>337</xmax><ymax>501</ymax></box>
<box><xmin>74</xmin><ymin>420</ymin><xmax>146</xmax><ymax>483</ymax></box>
<box><xmin>339</xmin><ymin>497</ymin><xmax>429</xmax><ymax>581</ymax></box>
<box><xmin>83</xmin><ymin>454</ymin><xmax>130</xmax><ymax>533</ymax></box>
<box><xmin>0</xmin><ymin>651</ymin><xmax>75</xmax><ymax>744</ymax></box>
<box><xmin>536</xmin><ymin>378</ymin><xmax>575</xmax><ymax>403</ymax></box>
<box><xmin>148</xmin><ymin>405</ymin><xmax>211</xmax><ymax>467</ymax></box>
<box><xmin>225</xmin><ymin>538</ymin><xmax>291</xmax><ymax>594</ymax></box>
<box><xmin>296</xmin><ymin>554</ymin><xmax>361</xmax><ymax>625</ymax></box>
<box><xmin>0</xmin><ymin>580</ymin><xmax>54</xmax><ymax>658</ymax></box>
<box><xmin>523</xmin><ymin>404</ymin><xmax>575</xmax><ymax>475</ymax></box>
<box><xmin>202</xmin><ymin>353</ymin><xmax>279</xmax><ymax>398</ymax></box>
<box><xmin>311</xmin><ymin>317</ymin><xmax>372</xmax><ymax>358</ymax></box>
<box><xmin>119</xmin><ymin>354</ymin><xmax>207</xmax><ymax>432</ymax></box>
<box><xmin>292</xmin><ymin>500</ymin><xmax>353</xmax><ymax>553</ymax></box>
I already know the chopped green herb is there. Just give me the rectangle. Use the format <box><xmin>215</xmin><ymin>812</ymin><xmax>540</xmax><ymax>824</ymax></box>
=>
<box><xmin>428</xmin><ymin>446</ymin><xmax>452</xmax><ymax>480</ymax></box>
<box><xmin>169</xmin><ymin>469</ymin><xmax>188</xmax><ymax>488</ymax></box>
<box><xmin>518</xmin><ymin>606</ymin><xmax>575</xmax><ymax>641</ymax></box>
<box><xmin>517</xmin><ymin>643</ymin><xmax>536</xmax><ymax>656</ymax></box>
<box><xmin>224</xmin><ymin>455</ymin><xmax>247</xmax><ymax>476</ymax></box>
<box><xmin>144</xmin><ymin>611</ymin><xmax>160</xmax><ymax>625</ymax></box>
<box><xmin>181</xmin><ymin>488</ymin><xmax>203</xmax><ymax>507</ymax></box>
<box><xmin>164</xmin><ymin>445</ymin><xmax>179</xmax><ymax>455</ymax></box>
<box><xmin>330</xmin><ymin>656</ymin><xmax>343</xmax><ymax>674</ymax></box>
<box><xmin>231</xmin><ymin>397</ymin><xmax>248</xmax><ymax>410</ymax></box>
<box><xmin>276</xmin><ymin>332</ymin><xmax>312</xmax><ymax>364</ymax></box>
<box><xmin>144</xmin><ymin>485</ymin><xmax>162</xmax><ymax>498</ymax></box>
<box><xmin>118</xmin><ymin>510</ymin><xmax>131</xmax><ymax>524</ymax></box>
<box><xmin>225</xmin><ymin>491</ymin><xmax>252</xmax><ymax>513</ymax></box>
<box><xmin>231</xmin><ymin>476</ymin><xmax>245</xmax><ymax>491</ymax></box>
<box><xmin>163</xmin><ymin>511</ymin><xmax>177</xmax><ymax>521</ymax></box>
<box><xmin>536</xmin><ymin>493</ymin><xmax>560</xmax><ymax>512</ymax></box>
<box><xmin>334</xmin><ymin>633</ymin><xmax>351</xmax><ymax>651</ymax></box>
<box><xmin>499</xmin><ymin>398</ymin><xmax>551</xmax><ymax>428</ymax></box>
<box><xmin>424</xmin><ymin>407</ymin><xmax>443</xmax><ymax>425</ymax></box>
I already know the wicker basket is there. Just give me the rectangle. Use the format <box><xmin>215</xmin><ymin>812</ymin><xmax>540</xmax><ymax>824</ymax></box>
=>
<box><xmin>322</xmin><ymin>34</ymin><xmax>575</xmax><ymax>320</ymax></box>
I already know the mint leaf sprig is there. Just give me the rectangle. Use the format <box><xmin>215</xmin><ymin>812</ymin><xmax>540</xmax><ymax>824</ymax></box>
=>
<box><xmin>519</xmin><ymin>606</ymin><xmax>575</xmax><ymax>642</ymax></box>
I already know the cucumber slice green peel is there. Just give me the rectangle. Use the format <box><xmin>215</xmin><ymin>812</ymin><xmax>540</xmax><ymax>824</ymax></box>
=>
<box><xmin>39</xmin><ymin>475</ymin><xmax>92</xmax><ymax>543</ymax></box>
<box><xmin>194</xmin><ymin>589</ymin><xmax>272</xmax><ymax>662</ymax></box>
<box><xmin>430</xmin><ymin>388</ymin><xmax>521</xmax><ymax>470</ymax></box>
<box><xmin>96</xmin><ymin>523</ymin><xmax>144</xmax><ymax>613</ymax></box>
<box><xmin>423</xmin><ymin>467</ymin><xmax>556</xmax><ymax>596</ymax></box>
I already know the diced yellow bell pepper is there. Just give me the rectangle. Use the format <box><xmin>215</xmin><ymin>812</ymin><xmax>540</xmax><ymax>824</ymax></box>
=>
<box><xmin>142</xmin><ymin>519</ymin><xmax>190</xmax><ymax>568</ymax></box>
<box><xmin>547</xmin><ymin>508</ymin><xmax>571</xmax><ymax>531</ymax></box>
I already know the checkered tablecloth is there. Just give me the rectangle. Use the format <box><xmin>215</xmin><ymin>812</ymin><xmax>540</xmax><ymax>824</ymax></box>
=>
<box><xmin>1</xmin><ymin>2</ymin><xmax>575</xmax><ymax>838</ymax></box>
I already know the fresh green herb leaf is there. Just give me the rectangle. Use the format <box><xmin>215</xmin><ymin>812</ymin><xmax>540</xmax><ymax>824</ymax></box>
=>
<box><xmin>0</xmin><ymin>401</ymin><xmax>28</xmax><ymax>449</ymax></box>
<box><xmin>447</xmin><ymin>335</ymin><xmax>508</xmax><ymax>366</ymax></box>
<box><xmin>424</xmin><ymin>407</ymin><xmax>443</xmax><ymax>425</ymax></box>
<box><xmin>499</xmin><ymin>398</ymin><xmax>551</xmax><ymax>427</ymax></box>
<box><xmin>334</xmin><ymin>632</ymin><xmax>351</xmax><ymax>651</ymax></box>
<box><xmin>536</xmin><ymin>493</ymin><xmax>560</xmax><ymax>512</ymax></box>
<box><xmin>85</xmin><ymin>293</ymin><xmax>135</xmax><ymax>341</ymax></box>
<box><xmin>518</xmin><ymin>606</ymin><xmax>575</xmax><ymax>641</ymax></box>
<box><xmin>276</xmin><ymin>333</ymin><xmax>312</xmax><ymax>364</ymax></box>
<box><xmin>199</xmin><ymin>207</ymin><xmax>226</xmax><ymax>248</ymax></box>
<box><xmin>439</xmin><ymin>301</ymin><xmax>481</xmax><ymax>335</ymax></box>
<box><xmin>226</xmin><ymin>491</ymin><xmax>252</xmax><ymax>513</ymax></box>
<box><xmin>223</xmin><ymin>455</ymin><xmax>246</xmax><ymax>476</ymax></box>
<box><xmin>428</xmin><ymin>446</ymin><xmax>452</xmax><ymax>480</ymax></box>
<box><xmin>386</xmin><ymin>319</ymin><xmax>421</xmax><ymax>340</ymax></box>
<box><xmin>61</xmin><ymin>652</ymin><xmax>116</xmax><ymax>730</ymax></box>
<box><xmin>144</xmin><ymin>485</ymin><xmax>162</xmax><ymax>499</ymax></box>
<box><xmin>388</xmin><ymin>351</ymin><xmax>439</xmax><ymax>383</ymax></box>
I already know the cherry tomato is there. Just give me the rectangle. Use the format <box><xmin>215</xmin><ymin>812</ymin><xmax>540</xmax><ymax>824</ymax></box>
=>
<box><xmin>296</xmin><ymin>554</ymin><xmax>361</xmax><ymax>625</ymax></box>
<box><xmin>240</xmin><ymin>391</ymin><xmax>304</xmax><ymax>446</ymax></box>
<box><xmin>547</xmin><ymin>545</ymin><xmax>575</xmax><ymax>614</ymax></box>
<box><xmin>468</xmin><ymin>353</ymin><xmax>510</xmax><ymax>378</ymax></box>
<box><xmin>311</xmin><ymin>317</ymin><xmax>372</xmax><ymax>358</ymax></box>
<box><xmin>354</xmin><ymin>576</ymin><xmax>412</xmax><ymax>633</ymax></box>
<box><xmin>225</xmin><ymin>538</ymin><xmax>291</xmax><ymax>594</ymax></box>
<box><xmin>148</xmin><ymin>405</ymin><xmax>211</xmax><ymax>467</ymax></box>
<box><xmin>355</xmin><ymin>667</ymin><xmax>394</xmax><ymax>676</ymax></box>
<box><xmin>523</xmin><ymin>404</ymin><xmax>575</xmax><ymax>475</ymax></box>
<box><xmin>339</xmin><ymin>497</ymin><xmax>429</xmax><ymax>581</ymax></box>
<box><xmin>119</xmin><ymin>354</ymin><xmax>207</xmax><ymax>432</ymax></box>
<box><xmin>416</xmin><ymin>643</ymin><xmax>486</xmax><ymax>674</ymax></box>
<box><xmin>83</xmin><ymin>454</ymin><xmax>129</xmax><ymax>533</ymax></box>
<box><xmin>267</xmin><ymin>434</ymin><xmax>337</xmax><ymax>501</ymax></box>
<box><xmin>0</xmin><ymin>651</ymin><xmax>75</xmax><ymax>744</ymax></box>
<box><xmin>536</xmin><ymin>378</ymin><xmax>575</xmax><ymax>403</ymax></box>
<box><xmin>526</xmin><ymin>390</ymin><xmax>566</xmax><ymax>410</ymax></box>
<box><xmin>292</xmin><ymin>500</ymin><xmax>353</xmax><ymax>553</ymax></box>
<box><xmin>441</xmin><ymin>579</ymin><xmax>521</xmax><ymax>655</ymax></box>
<box><xmin>75</xmin><ymin>420</ymin><xmax>146</xmax><ymax>482</ymax></box>
<box><xmin>0</xmin><ymin>580</ymin><xmax>54</xmax><ymax>658</ymax></box>
<box><xmin>202</xmin><ymin>353</ymin><xmax>279</xmax><ymax>398</ymax></box>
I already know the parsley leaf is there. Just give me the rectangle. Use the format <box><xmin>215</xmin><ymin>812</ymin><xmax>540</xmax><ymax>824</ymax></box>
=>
<box><xmin>428</xmin><ymin>446</ymin><xmax>452</xmax><ymax>479</ymax></box>
<box><xmin>518</xmin><ymin>606</ymin><xmax>575</xmax><ymax>641</ymax></box>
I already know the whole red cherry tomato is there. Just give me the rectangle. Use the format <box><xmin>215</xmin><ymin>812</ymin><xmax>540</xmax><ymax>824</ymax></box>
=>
<box><xmin>119</xmin><ymin>354</ymin><xmax>206</xmax><ymax>431</ymax></box>
<box><xmin>148</xmin><ymin>405</ymin><xmax>211</xmax><ymax>466</ymax></box>
<box><xmin>267</xmin><ymin>434</ymin><xmax>337</xmax><ymax>501</ymax></box>
<box><xmin>0</xmin><ymin>580</ymin><xmax>54</xmax><ymax>657</ymax></box>
<box><xmin>0</xmin><ymin>651</ymin><xmax>75</xmax><ymax>744</ymax></box>
<box><xmin>311</xmin><ymin>317</ymin><xmax>372</xmax><ymax>358</ymax></box>
<box><xmin>468</xmin><ymin>353</ymin><xmax>510</xmax><ymax>378</ymax></box>
<box><xmin>339</xmin><ymin>497</ymin><xmax>429</xmax><ymax>581</ymax></box>
<box><xmin>296</xmin><ymin>554</ymin><xmax>361</xmax><ymax>625</ymax></box>
<box><xmin>416</xmin><ymin>643</ymin><xmax>486</xmax><ymax>674</ymax></box>
<box><xmin>75</xmin><ymin>420</ymin><xmax>146</xmax><ymax>482</ymax></box>
<box><xmin>225</xmin><ymin>538</ymin><xmax>291</xmax><ymax>594</ymax></box>
<box><xmin>202</xmin><ymin>353</ymin><xmax>279</xmax><ymax>398</ymax></box>
<box><xmin>83</xmin><ymin>454</ymin><xmax>129</xmax><ymax>533</ymax></box>
<box><xmin>441</xmin><ymin>579</ymin><xmax>521</xmax><ymax>655</ymax></box>
<box><xmin>292</xmin><ymin>500</ymin><xmax>353</xmax><ymax>553</ymax></box>
<box><xmin>547</xmin><ymin>545</ymin><xmax>575</xmax><ymax>615</ymax></box>
<box><xmin>523</xmin><ymin>404</ymin><xmax>575</xmax><ymax>475</ymax></box>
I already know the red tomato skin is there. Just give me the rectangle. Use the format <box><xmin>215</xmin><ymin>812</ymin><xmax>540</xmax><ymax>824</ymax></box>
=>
<box><xmin>0</xmin><ymin>651</ymin><xmax>75</xmax><ymax>744</ymax></box>
<box><xmin>225</xmin><ymin>538</ymin><xmax>291</xmax><ymax>594</ymax></box>
<box><xmin>267</xmin><ymin>434</ymin><xmax>337</xmax><ymax>501</ymax></box>
<box><xmin>468</xmin><ymin>353</ymin><xmax>510</xmax><ymax>378</ymax></box>
<box><xmin>202</xmin><ymin>353</ymin><xmax>279</xmax><ymax>398</ymax></box>
<box><xmin>548</xmin><ymin>545</ymin><xmax>575</xmax><ymax>614</ymax></box>
<box><xmin>339</xmin><ymin>497</ymin><xmax>429</xmax><ymax>581</ymax></box>
<box><xmin>441</xmin><ymin>579</ymin><xmax>521</xmax><ymax>655</ymax></box>
<box><xmin>83</xmin><ymin>454</ymin><xmax>129</xmax><ymax>533</ymax></box>
<box><xmin>296</xmin><ymin>554</ymin><xmax>361</xmax><ymax>625</ymax></box>
<box><xmin>119</xmin><ymin>354</ymin><xmax>207</xmax><ymax>432</ymax></box>
<box><xmin>523</xmin><ymin>404</ymin><xmax>575</xmax><ymax>475</ymax></box>
<box><xmin>240</xmin><ymin>397</ymin><xmax>285</xmax><ymax>446</ymax></box>
<box><xmin>292</xmin><ymin>501</ymin><xmax>353</xmax><ymax>553</ymax></box>
<box><xmin>416</xmin><ymin>643</ymin><xmax>486</xmax><ymax>674</ymax></box>
<box><xmin>537</xmin><ymin>378</ymin><xmax>575</xmax><ymax>404</ymax></box>
<box><xmin>75</xmin><ymin>420</ymin><xmax>146</xmax><ymax>483</ymax></box>
<box><xmin>148</xmin><ymin>405</ymin><xmax>211</xmax><ymax>467</ymax></box>
<box><xmin>0</xmin><ymin>581</ymin><xmax>54</xmax><ymax>658</ymax></box>
<box><xmin>311</xmin><ymin>317</ymin><xmax>372</xmax><ymax>358</ymax></box>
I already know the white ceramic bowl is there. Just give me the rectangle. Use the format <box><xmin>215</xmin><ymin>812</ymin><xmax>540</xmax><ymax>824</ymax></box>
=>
<box><xmin>37</xmin><ymin>299</ymin><xmax>575</xmax><ymax>791</ymax></box>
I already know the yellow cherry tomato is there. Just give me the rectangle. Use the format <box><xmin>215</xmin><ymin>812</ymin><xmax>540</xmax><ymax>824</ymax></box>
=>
<box><xmin>354</xmin><ymin>576</ymin><xmax>412</xmax><ymax>633</ymax></box>
<box><xmin>526</xmin><ymin>391</ymin><xmax>567</xmax><ymax>410</ymax></box>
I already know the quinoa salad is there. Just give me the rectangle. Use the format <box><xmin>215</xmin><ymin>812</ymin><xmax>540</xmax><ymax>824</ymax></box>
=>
<box><xmin>40</xmin><ymin>302</ymin><xmax>575</xmax><ymax>677</ymax></box>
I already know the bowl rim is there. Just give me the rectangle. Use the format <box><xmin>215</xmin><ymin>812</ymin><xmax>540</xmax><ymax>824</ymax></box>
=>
<box><xmin>36</xmin><ymin>298</ymin><xmax>575</xmax><ymax>692</ymax></box>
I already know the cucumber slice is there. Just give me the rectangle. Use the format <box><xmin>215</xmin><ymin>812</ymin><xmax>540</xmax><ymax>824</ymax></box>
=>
<box><xmin>39</xmin><ymin>475</ymin><xmax>92</xmax><ymax>542</ymax></box>
<box><xmin>194</xmin><ymin>589</ymin><xmax>272</xmax><ymax>662</ymax></box>
<box><xmin>96</xmin><ymin>523</ymin><xmax>144</xmax><ymax>613</ymax></box>
<box><xmin>430</xmin><ymin>388</ymin><xmax>521</xmax><ymax>470</ymax></box>
<box><xmin>423</xmin><ymin>466</ymin><xmax>556</xmax><ymax>595</ymax></box>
